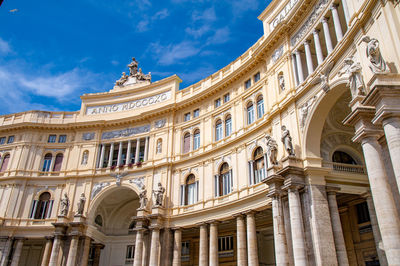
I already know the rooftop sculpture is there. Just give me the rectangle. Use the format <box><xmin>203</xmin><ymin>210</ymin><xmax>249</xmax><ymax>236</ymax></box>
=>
<box><xmin>115</xmin><ymin>57</ymin><xmax>152</xmax><ymax>86</ymax></box>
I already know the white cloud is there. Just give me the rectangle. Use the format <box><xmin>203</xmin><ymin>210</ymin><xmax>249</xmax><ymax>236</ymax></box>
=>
<box><xmin>150</xmin><ymin>41</ymin><xmax>200</xmax><ymax>65</ymax></box>
<box><xmin>206</xmin><ymin>27</ymin><xmax>230</xmax><ymax>45</ymax></box>
<box><xmin>136</xmin><ymin>8</ymin><xmax>170</xmax><ymax>32</ymax></box>
<box><xmin>186</xmin><ymin>8</ymin><xmax>216</xmax><ymax>38</ymax></box>
<box><xmin>0</xmin><ymin>38</ymin><xmax>11</xmax><ymax>55</ymax></box>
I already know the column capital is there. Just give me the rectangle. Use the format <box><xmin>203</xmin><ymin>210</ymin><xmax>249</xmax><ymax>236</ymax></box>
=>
<box><xmin>232</xmin><ymin>213</ymin><xmax>246</xmax><ymax>219</ymax></box>
<box><xmin>243</xmin><ymin>210</ymin><xmax>257</xmax><ymax>216</ymax></box>
<box><xmin>326</xmin><ymin>186</ymin><xmax>340</xmax><ymax>195</ymax></box>
<box><xmin>321</xmin><ymin>17</ymin><xmax>329</xmax><ymax>24</ymax></box>
<box><xmin>206</xmin><ymin>219</ymin><xmax>220</xmax><ymax>225</ymax></box>
<box><xmin>303</xmin><ymin>39</ymin><xmax>311</xmax><ymax>46</ymax></box>
<box><xmin>330</xmin><ymin>3</ymin><xmax>339</xmax><ymax>10</ymax></box>
<box><xmin>313</xmin><ymin>29</ymin><xmax>320</xmax><ymax>35</ymax></box>
<box><xmin>171</xmin><ymin>227</ymin><xmax>182</xmax><ymax>231</ymax></box>
<box><xmin>195</xmin><ymin>222</ymin><xmax>208</xmax><ymax>228</ymax></box>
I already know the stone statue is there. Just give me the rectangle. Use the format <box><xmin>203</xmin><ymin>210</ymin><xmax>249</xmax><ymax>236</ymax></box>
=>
<box><xmin>138</xmin><ymin>186</ymin><xmax>148</xmax><ymax>210</ymax></box>
<box><xmin>60</xmin><ymin>193</ymin><xmax>70</xmax><ymax>216</ymax></box>
<box><xmin>300</xmin><ymin>96</ymin><xmax>317</xmax><ymax>129</ymax></box>
<box><xmin>278</xmin><ymin>74</ymin><xmax>285</xmax><ymax>90</ymax></box>
<box><xmin>265</xmin><ymin>134</ymin><xmax>278</xmax><ymax>165</ymax></box>
<box><xmin>136</xmin><ymin>68</ymin><xmax>152</xmax><ymax>82</ymax></box>
<box><xmin>128</xmin><ymin>57</ymin><xmax>138</xmax><ymax>76</ymax></box>
<box><xmin>115</xmin><ymin>72</ymin><xmax>128</xmax><ymax>86</ymax></box>
<box><xmin>281</xmin><ymin>126</ymin><xmax>295</xmax><ymax>156</ymax></box>
<box><xmin>312</xmin><ymin>61</ymin><xmax>334</xmax><ymax>93</ymax></box>
<box><xmin>111</xmin><ymin>172</ymin><xmax>129</xmax><ymax>186</ymax></box>
<box><xmin>77</xmin><ymin>193</ymin><xmax>86</xmax><ymax>215</ymax></box>
<box><xmin>361</xmin><ymin>36</ymin><xmax>390</xmax><ymax>74</ymax></box>
<box><xmin>153</xmin><ymin>182</ymin><xmax>165</xmax><ymax>207</ymax></box>
<box><xmin>81</xmin><ymin>151</ymin><xmax>88</xmax><ymax>165</ymax></box>
<box><xmin>339</xmin><ymin>57</ymin><xmax>366</xmax><ymax>98</ymax></box>
<box><xmin>156</xmin><ymin>139</ymin><xmax>162</xmax><ymax>154</ymax></box>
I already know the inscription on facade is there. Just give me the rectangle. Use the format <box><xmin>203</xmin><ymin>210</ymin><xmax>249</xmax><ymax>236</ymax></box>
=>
<box><xmin>86</xmin><ymin>91</ymin><xmax>172</xmax><ymax>115</ymax></box>
<box><xmin>270</xmin><ymin>0</ymin><xmax>299</xmax><ymax>30</ymax></box>
<box><xmin>102</xmin><ymin>125</ymin><xmax>150</xmax><ymax>140</ymax></box>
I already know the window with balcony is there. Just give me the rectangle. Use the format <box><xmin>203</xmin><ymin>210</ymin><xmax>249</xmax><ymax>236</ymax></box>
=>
<box><xmin>225</xmin><ymin>115</ymin><xmax>232</xmax><ymax>137</ymax></box>
<box><xmin>30</xmin><ymin>192</ymin><xmax>53</xmax><ymax>219</ymax></box>
<box><xmin>257</xmin><ymin>96</ymin><xmax>264</xmax><ymax>118</ymax></box>
<box><xmin>252</xmin><ymin>147</ymin><xmax>266</xmax><ymax>184</ymax></box>
<box><xmin>42</xmin><ymin>153</ymin><xmax>52</xmax><ymax>172</ymax></box>
<box><xmin>180</xmin><ymin>174</ymin><xmax>199</xmax><ymax>206</ymax></box>
<box><xmin>53</xmin><ymin>153</ymin><xmax>63</xmax><ymax>171</ymax></box>
<box><xmin>183</xmin><ymin>133</ymin><xmax>191</xmax><ymax>154</ymax></box>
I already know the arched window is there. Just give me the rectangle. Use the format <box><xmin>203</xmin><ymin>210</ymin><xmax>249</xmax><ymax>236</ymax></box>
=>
<box><xmin>332</xmin><ymin>151</ymin><xmax>357</xmax><ymax>165</ymax></box>
<box><xmin>95</xmin><ymin>215</ymin><xmax>103</xmax><ymax>227</ymax></box>
<box><xmin>30</xmin><ymin>192</ymin><xmax>53</xmax><ymax>219</ymax></box>
<box><xmin>42</xmin><ymin>153</ymin><xmax>52</xmax><ymax>172</ymax></box>
<box><xmin>257</xmin><ymin>96</ymin><xmax>264</xmax><ymax>119</ymax></box>
<box><xmin>53</xmin><ymin>153</ymin><xmax>63</xmax><ymax>171</ymax></box>
<box><xmin>156</xmin><ymin>138</ymin><xmax>162</xmax><ymax>154</ymax></box>
<box><xmin>0</xmin><ymin>154</ymin><xmax>10</xmax><ymax>172</ymax></box>
<box><xmin>183</xmin><ymin>133</ymin><xmax>191</xmax><ymax>154</ymax></box>
<box><xmin>214</xmin><ymin>163</ymin><xmax>233</xmax><ymax>197</ymax></box>
<box><xmin>215</xmin><ymin>120</ymin><xmax>223</xmax><ymax>141</ymax></box>
<box><xmin>247</xmin><ymin>102</ymin><xmax>255</xmax><ymax>125</ymax></box>
<box><xmin>181</xmin><ymin>174</ymin><xmax>199</xmax><ymax>206</ymax></box>
<box><xmin>193</xmin><ymin>130</ymin><xmax>200</xmax><ymax>150</ymax></box>
<box><xmin>253</xmin><ymin>147</ymin><xmax>266</xmax><ymax>183</ymax></box>
<box><xmin>225</xmin><ymin>115</ymin><xmax>232</xmax><ymax>137</ymax></box>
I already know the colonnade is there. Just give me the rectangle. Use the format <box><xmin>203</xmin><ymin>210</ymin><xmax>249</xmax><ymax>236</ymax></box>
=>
<box><xmin>97</xmin><ymin>137</ymin><xmax>149</xmax><ymax>168</ymax></box>
<box><xmin>292</xmin><ymin>1</ymin><xmax>348</xmax><ymax>86</ymax></box>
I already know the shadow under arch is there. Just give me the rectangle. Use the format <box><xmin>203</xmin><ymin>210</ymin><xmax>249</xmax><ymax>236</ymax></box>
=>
<box><xmin>302</xmin><ymin>78</ymin><xmax>349</xmax><ymax>165</ymax></box>
<box><xmin>87</xmin><ymin>182</ymin><xmax>140</xmax><ymax>224</ymax></box>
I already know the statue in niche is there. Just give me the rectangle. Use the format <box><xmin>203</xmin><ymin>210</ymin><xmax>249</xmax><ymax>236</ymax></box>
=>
<box><xmin>76</xmin><ymin>193</ymin><xmax>86</xmax><ymax>215</ymax></box>
<box><xmin>115</xmin><ymin>72</ymin><xmax>128</xmax><ymax>86</ymax></box>
<box><xmin>156</xmin><ymin>139</ymin><xmax>162</xmax><ymax>154</ymax></box>
<box><xmin>60</xmin><ymin>193</ymin><xmax>70</xmax><ymax>216</ymax></box>
<box><xmin>81</xmin><ymin>151</ymin><xmax>88</xmax><ymax>165</ymax></box>
<box><xmin>339</xmin><ymin>57</ymin><xmax>366</xmax><ymax>98</ymax></box>
<box><xmin>138</xmin><ymin>186</ymin><xmax>148</xmax><ymax>210</ymax></box>
<box><xmin>265</xmin><ymin>134</ymin><xmax>278</xmax><ymax>165</ymax></box>
<box><xmin>361</xmin><ymin>36</ymin><xmax>390</xmax><ymax>74</ymax></box>
<box><xmin>128</xmin><ymin>57</ymin><xmax>138</xmax><ymax>76</ymax></box>
<box><xmin>153</xmin><ymin>182</ymin><xmax>165</xmax><ymax>207</ymax></box>
<box><xmin>278</xmin><ymin>74</ymin><xmax>285</xmax><ymax>90</ymax></box>
<box><xmin>281</xmin><ymin>126</ymin><xmax>295</xmax><ymax>156</ymax></box>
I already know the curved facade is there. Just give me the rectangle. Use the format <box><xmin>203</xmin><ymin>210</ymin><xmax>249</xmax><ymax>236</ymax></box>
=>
<box><xmin>1</xmin><ymin>0</ymin><xmax>400</xmax><ymax>265</ymax></box>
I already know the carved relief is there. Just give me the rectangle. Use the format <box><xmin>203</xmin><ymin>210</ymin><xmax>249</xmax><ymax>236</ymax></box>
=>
<box><xmin>361</xmin><ymin>36</ymin><xmax>390</xmax><ymax>74</ymax></box>
<box><xmin>155</xmin><ymin>119</ymin><xmax>166</xmax><ymax>128</ymax></box>
<box><xmin>299</xmin><ymin>96</ymin><xmax>317</xmax><ymax>129</ymax></box>
<box><xmin>339</xmin><ymin>57</ymin><xmax>366</xmax><ymax>98</ymax></box>
<box><xmin>272</xmin><ymin>46</ymin><xmax>284</xmax><ymax>62</ymax></box>
<box><xmin>129</xmin><ymin>177</ymin><xmax>145</xmax><ymax>190</ymax></box>
<box><xmin>101</xmin><ymin>125</ymin><xmax>150</xmax><ymax>140</ymax></box>
<box><xmin>91</xmin><ymin>182</ymin><xmax>110</xmax><ymax>199</ymax></box>
<box><xmin>82</xmin><ymin>132</ymin><xmax>95</xmax><ymax>141</ymax></box>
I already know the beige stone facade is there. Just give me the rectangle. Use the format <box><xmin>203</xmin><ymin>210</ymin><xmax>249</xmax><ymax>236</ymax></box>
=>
<box><xmin>1</xmin><ymin>0</ymin><xmax>400</xmax><ymax>265</ymax></box>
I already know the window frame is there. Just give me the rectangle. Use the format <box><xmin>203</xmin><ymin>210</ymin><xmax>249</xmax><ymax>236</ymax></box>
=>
<box><xmin>256</xmin><ymin>96</ymin><xmax>264</xmax><ymax>119</ymax></box>
<box><xmin>223</xmin><ymin>93</ymin><xmax>230</xmax><ymax>103</ymax></box>
<box><xmin>245</xmin><ymin>79</ymin><xmax>252</xmax><ymax>89</ymax></box>
<box><xmin>193</xmin><ymin>109</ymin><xmax>200</xmax><ymax>118</ymax></box>
<box><xmin>215</xmin><ymin>120</ymin><xmax>223</xmax><ymax>141</ymax></box>
<box><xmin>184</xmin><ymin>112</ymin><xmax>191</xmax><ymax>122</ymax></box>
<box><xmin>0</xmin><ymin>137</ymin><xmax>6</xmax><ymax>145</ymax></box>
<box><xmin>254</xmin><ymin>72</ymin><xmax>261</xmax><ymax>83</ymax></box>
<box><xmin>215</xmin><ymin>98</ymin><xmax>221</xmax><ymax>108</ymax></box>
<box><xmin>58</xmin><ymin>135</ymin><xmax>67</xmax><ymax>143</ymax></box>
<box><xmin>7</xmin><ymin>136</ymin><xmax>14</xmax><ymax>144</ymax></box>
<box><xmin>247</xmin><ymin>102</ymin><xmax>255</xmax><ymax>125</ymax></box>
<box><xmin>48</xmin><ymin>135</ymin><xmax>57</xmax><ymax>143</ymax></box>
<box><xmin>193</xmin><ymin>130</ymin><xmax>200</xmax><ymax>150</ymax></box>
<box><xmin>225</xmin><ymin>115</ymin><xmax>232</xmax><ymax>137</ymax></box>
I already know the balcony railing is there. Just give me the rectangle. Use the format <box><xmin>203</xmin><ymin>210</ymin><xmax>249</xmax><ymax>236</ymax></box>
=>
<box><xmin>323</xmin><ymin>161</ymin><xmax>366</xmax><ymax>174</ymax></box>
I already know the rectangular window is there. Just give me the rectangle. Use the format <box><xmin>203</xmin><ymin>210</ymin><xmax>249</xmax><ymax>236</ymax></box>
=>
<box><xmin>257</xmin><ymin>98</ymin><xmax>264</xmax><ymax>119</ymax></box>
<box><xmin>245</xmin><ymin>79</ymin><xmax>252</xmax><ymax>89</ymax></box>
<box><xmin>58</xmin><ymin>135</ymin><xmax>67</xmax><ymax>143</ymax></box>
<box><xmin>223</xmin><ymin>93</ymin><xmax>230</xmax><ymax>103</ymax></box>
<box><xmin>182</xmin><ymin>241</ymin><xmax>190</xmax><ymax>262</ymax></box>
<box><xmin>0</xmin><ymin>137</ymin><xmax>6</xmax><ymax>145</ymax></box>
<box><xmin>184</xmin><ymin>113</ymin><xmax>191</xmax><ymax>122</ymax></box>
<box><xmin>247</xmin><ymin>105</ymin><xmax>255</xmax><ymax>124</ymax></box>
<box><xmin>7</xmin><ymin>136</ymin><xmax>14</xmax><ymax>144</ymax></box>
<box><xmin>193</xmin><ymin>109</ymin><xmax>200</xmax><ymax>118</ymax></box>
<box><xmin>48</xmin><ymin>135</ymin><xmax>56</xmax><ymax>143</ymax></box>
<box><xmin>356</xmin><ymin>202</ymin><xmax>371</xmax><ymax>224</ymax></box>
<box><xmin>215</xmin><ymin>98</ymin><xmax>221</xmax><ymax>108</ymax></box>
<box><xmin>218</xmin><ymin>236</ymin><xmax>234</xmax><ymax>257</ymax></box>
<box><xmin>125</xmin><ymin>245</ymin><xmax>135</xmax><ymax>264</ymax></box>
<box><xmin>254</xmin><ymin>72</ymin><xmax>260</xmax><ymax>83</ymax></box>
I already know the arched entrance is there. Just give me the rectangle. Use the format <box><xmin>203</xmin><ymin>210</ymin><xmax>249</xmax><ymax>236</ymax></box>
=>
<box><xmin>87</xmin><ymin>185</ymin><xmax>140</xmax><ymax>266</ymax></box>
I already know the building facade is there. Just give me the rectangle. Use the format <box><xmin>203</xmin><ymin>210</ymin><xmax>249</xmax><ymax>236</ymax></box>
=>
<box><xmin>1</xmin><ymin>0</ymin><xmax>400</xmax><ymax>265</ymax></box>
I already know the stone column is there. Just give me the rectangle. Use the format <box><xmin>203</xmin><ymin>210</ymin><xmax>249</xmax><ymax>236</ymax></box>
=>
<box><xmin>272</xmin><ymin>196</ymin><xmax>289</xmax><ymax>265</ymax></box>
<box><xmin>172</xmin><ymin>229</ymin><xmax>182</xmax><ymax>266</ymax></box>
<box><xmin>321</xmin><ymin>18</ymin><xmax>333</xmax><ymax>54</ymax></box>
<box><xmin>235</xmin><ymin>215</ymin><xmax>248</xmax><ymax>266</ymax></box>
<box><xmin>92</xmin><ymin>244</ymin><xmax>104</xmax><ymax>266</ymax></box>
<box><xmin>341</xmin><ymin>0</ymin><xmax>350</xmax><ymax>25</ymax></box>
<box><xmin>142</xmin><ymin>232</ymin><xmax>150</xmax><ymax>266</ymax></box>
<box><xmin>108</xmin><ymin>142</ymin><xmax>114</xmax><ymax>167</ymax></box>
<box><xmin>99</xmin><ymin>144</ymin><xmax>105</xmax><ymax>168</ymax></box>
<box><xmin>360</xmin><ymin>137</ymin><xmax>400</xmax><ymax>264</ymax></box>
<box><xmin>66</xmin><ymin>235</ymin><xmax>79</xmax><ymax>266</ymax></box>
<box><xmin>313</xmin><ymin>30</ymin><xmax>324</xmax><ymax>65</ymax></box>
<box><xmin>41</xmin><ymin>237</ymin><xmax>53</xmax><ymax>266</ymax></box>
<box><xmin>363</xmin><ymin>193</ymin><xmax>388</xmax><ymax>266</ymax></box>
<box><xmin>80</xmin><ymin>237</ymin><xmax>91</xmax><ymax>266</ymax></box>
<box><xmin>117</xmin><ymin>141</ymin><xmax>123</xmax><ymax>166</ymax></box>
<box><xmin>0</xmin><ymin>237</ymin><xmax>12</xmax><ymax>266</ymax></box>
<box><xmin>291</xmin><ymin>54</ymin><xmax>299</xmax><ymax>86</ymax></box>
<box><xmin>249</xmin><ymin>160</ymin><xmax>255</xmax><ymax>185</ymax></box>
<box><xmin>126</xmin><ymin>140</ymin><xmax>132</xmax><ymax>165</ymax></box>
<box><xmin>134</xmin><ymin>229</ymin><xmax>145</xmax><ymax>266</ymax></box>
<box><xmin>382</xmin><ymin>117</ymin><xmax>400</xmax><ymax>195</ymax></box>
<box><xmin>209</xmin><ymin>222</ymin><xmax>218</xmax><ymax>266</ymax></box>
<box><xmin>246</xmin><ymin>212</ymin><xmax>259</xmax><ymax>266</ymax></box>
<box><xmin>327</xmin><ymin>188</ymin><xmax>349</xmax><ymax>266</ymax></box>
<box><xmin>199</xmin><ymin>224</ymin><xmax>208</xmax><ymax>266</ymax></box>
<box><xmin>10</xmin><ymin>238</ymin><xmax>24</xmax><ymax>266</ymax></box>
<box><xmin>135</xmin><ymin>139</ymin><xmax>141</xmax><ymax>164</ymax></box>
<box><xmin>330</xmin><ymin>4</ymin><xmax>343</xmax><ymax>41</ymax></box>
<box><xmin>144</xmin><ymin>137</ymin><xmax>149</xmax><ymax>161</ymax></box>
<box><xmin>149</xmin><ymin>227</ymin><xmax>161</xmax><ymax>266</ymax></box>
<box><xmin>287</xmin><ymin>187</ymin><xmax>308</xmax><ymax>266</ymax></box>
<box><xmin>303</xmin><ymin>40</ymin><xmax>314</xmax><ymax>75</ymax></box>
<box><xmin>48</xmin><ymin>235</ymin><xmax>62</xmax><ymax>266</ymax></box>
<box><xmin>295</xmin><ymin>50</ymin><xmax>304</xmax><ymax>83</ymax></box>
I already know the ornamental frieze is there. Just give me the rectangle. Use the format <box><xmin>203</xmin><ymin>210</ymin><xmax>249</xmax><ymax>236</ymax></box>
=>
<box><xmin>101</xmin><ymin>125</ymin><xmax>150</xmax><ymax>140</ymax></box>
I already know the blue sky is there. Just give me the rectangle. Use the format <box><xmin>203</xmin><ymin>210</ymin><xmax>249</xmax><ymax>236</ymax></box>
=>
<box><xmin>0</xmin><ymin>0</ymin><xmax>270</xmax><ymax>114</ymax></box>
